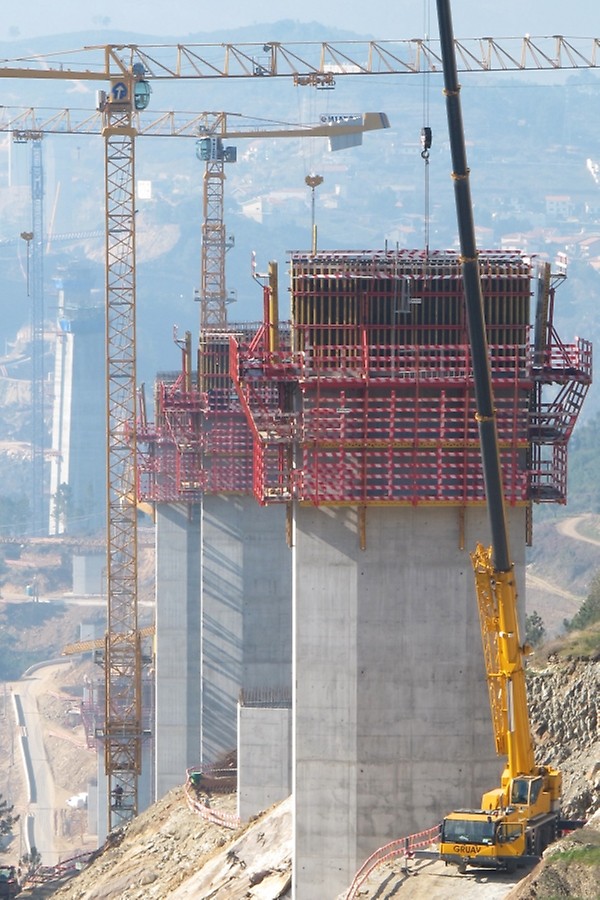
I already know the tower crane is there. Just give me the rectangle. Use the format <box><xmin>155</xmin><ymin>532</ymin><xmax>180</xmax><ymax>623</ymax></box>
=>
<box><xmin>2</xmin><ymin>105</ymin><xmax>388</xmax><ymax>331</ymax></box>
<box><xmin>191</xmin><ymin>112</ymin><xmax>389</xmax><ymax>328</ymax></box>
<box><xmin>1</xmin><ymin>33</ymin><xmax>597</xmax><ymax>831</ymax></box>
<box><xmin>0</xmin><ymin>93</ymin><xmax>388</xmax><ymax>833</ymax></box>
<box><xmin>13</xmin><ymin>131</ymin><xmax>46</xmax><ymax>536</ymax></box>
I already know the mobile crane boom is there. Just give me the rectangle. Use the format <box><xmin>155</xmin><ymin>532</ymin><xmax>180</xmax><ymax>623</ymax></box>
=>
<box><xmin>435</xmin><ymin>0</ymin><xmax>561</xmax><ymax>872</ymax></box>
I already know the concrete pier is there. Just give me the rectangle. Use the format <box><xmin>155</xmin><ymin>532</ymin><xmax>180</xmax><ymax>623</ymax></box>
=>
<box><xmin>292</xmin><ymin>503</ymin><xmax>527</xmax><ymax>899</ymax></box>
<box><xmin>155</xmin><ymin>502</ymin><xmax>202</xmax><ymax>798</ymax></box>
<box><xmin>201</xmin><ymin>495</ymin><xmax>292</xmax><ymax>764</ymax></box>
<box><xmin>154</xmin><ymin>495</ymin><xmax>292</xmax><ymax>795</ymax></box>
<box><xmin>49</xmin><ymin>266</ymin><xmax>105</xmax><ymax>536</ymax></box>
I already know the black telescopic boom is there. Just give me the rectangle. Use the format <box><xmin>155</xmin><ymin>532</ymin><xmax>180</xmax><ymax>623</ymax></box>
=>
<box><xmin>435</xmin><ymin>0</ymin><xmax>511</xmax><ymax>573</ymax></box>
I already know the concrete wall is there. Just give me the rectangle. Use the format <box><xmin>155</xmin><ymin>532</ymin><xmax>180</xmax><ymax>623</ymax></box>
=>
<box><xmin>201</xmin><ymin>495</ymin><xmax>292</xmax><ymax>764</ymax></box>
<box><xmin>237</xmin><ymin>704</ymin><xmax>292</xmax><ymax>821</ymax></box>
<box><xmin>292</xmin><ymin>503</ymin><xmax>527</xmax><ymax>899</ymax></box>
<box><xmin>155</xmin><ymin>502</ymin><xmax>202</xmax><ymax>797</ymax></box>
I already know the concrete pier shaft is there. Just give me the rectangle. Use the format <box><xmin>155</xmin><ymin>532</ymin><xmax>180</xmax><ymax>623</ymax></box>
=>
<box><xmin>155</xmin><ymin>502</ymin><xmax>202</xmax><ymax>798</ymax></box>
<box><xmin>155</xmin><ymin>495</ymin><xmax>292</xmax><ymax>794</ymax></box>
<box><xmin>292</xmin><ymin>503</ymin><xmax>526</xmax><ymax>899</ymax></box>
<box><xmin>201</xmin><ymin>495</ymin><xmax>292</xmax><ymax>764</ymax></box>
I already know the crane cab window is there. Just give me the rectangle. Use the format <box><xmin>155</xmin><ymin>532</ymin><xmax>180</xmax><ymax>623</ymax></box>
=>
<box><xmin>529</xmin><ymin>777</ymin><xmax>543</xmax><ymax>804</ymax></box>
<box><xmin>511</xmin><ymin>778</ymin><xmax>530</xmax><ymax>805</ymax></box>
<box><xmin>442</xmin><ymin>817</ymin><xmax>495</xmax><ymax>845</ymax></box>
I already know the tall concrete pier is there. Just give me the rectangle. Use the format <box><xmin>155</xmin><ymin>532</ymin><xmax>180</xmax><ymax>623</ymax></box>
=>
<box><xmin>201</xmin><ymin>494</ymin><xmax>292</xmax><ymax>764</ymax></box>
<box><xmin>154</xmin><ymin>497</ymin><xmax>292</xmax><ymax>797</ymax></box>
<box><xmin>147</xmin><ymin>335</ymin><xmax>294</xmax><ymax>795</ymax></box>
<box><xmin>49</xmin><ymin>264</ymin><xmax>105</xmax><ymax>535</ymax></box>
<box><xmin>155</xmin><ymin>502</ymin><xmax>202</xmax><ymax>798</ymax></box>
<box><xmin>292</xmin><ymin>504</ymin><xmax>524</xmax><ymax>896</ymax></box>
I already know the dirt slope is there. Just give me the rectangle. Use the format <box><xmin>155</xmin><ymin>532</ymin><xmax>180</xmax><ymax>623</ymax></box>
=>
<box><xmin>45</xmin><ymin>789</ymin><xmax>291</xmax><ymax>900</ymax></box>
<box><xmin>506</xmin><ymin>810</ymin><xmax>600</xmax><ymax>900</ymax></box>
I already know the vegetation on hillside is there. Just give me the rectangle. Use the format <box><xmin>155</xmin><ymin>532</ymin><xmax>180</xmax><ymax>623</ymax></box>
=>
<box><xmin>0</xmin><ymin>494</ymin><xmax>30</xmax><ymax>536</ymax></box>
<box><xmin>564</xmin><ymin>572</ymin><xmax>600</xmax><ymax>635</ymax></box>
<box><xmin>535</xmin><ymin>569</ymin><xmax>600</xmax><ymax>660</ymax></box>
<box><xmin>0</xmin><ymin>793</ymin><xmax>18</xmax><ymax>842</ymax></box>
<box><xmin>0</xmin><ymin>602</ymin><xmax>66</xmax><ymax>679</ymax></box>
<box><xmin>525</xmin><ymin>610</ymin><xmax>546</xmax><ymax>647</ymax></box>
<box><xmin>0</xmin><ymin>600</ymin><xmax>104</xmax><ymax>680</ymax></box>
<box><xmin>565</xmin><ymin>414</ymin><xmax>600</xmax><ymax>515</ymax></box>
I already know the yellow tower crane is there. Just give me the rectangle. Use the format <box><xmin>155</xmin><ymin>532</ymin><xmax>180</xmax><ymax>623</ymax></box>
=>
<box><xmin>1</xmin><ymin>34</ymin><xmax>597</xmax><ymax>831</ymax></box>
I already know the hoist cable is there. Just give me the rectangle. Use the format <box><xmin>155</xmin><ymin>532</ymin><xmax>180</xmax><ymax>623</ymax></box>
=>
<box><xmin>421</xmin><ymin>0</ymin><xmax>432</xmax><ymax>264</ymax></box>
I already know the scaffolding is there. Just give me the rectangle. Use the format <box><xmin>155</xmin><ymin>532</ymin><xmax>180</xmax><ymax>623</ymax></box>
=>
<box><xmin>137</xmin><ymin>326</ymin><xmax>258</xmax><ymax>501</ymax></box>
<box><xmin>138</xmin><ymin>250</ymin><xmax>590</xmax><ymax>510</ymax></box>
<box><xmin>230</xmin><ymin>250</ymin><xmax>591</xmax><ymax>507</ymax></box>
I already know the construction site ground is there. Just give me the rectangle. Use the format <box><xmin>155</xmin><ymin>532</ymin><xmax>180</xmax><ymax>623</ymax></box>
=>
<box><xmin>1</xmin><ymin>651</ymin><xmax>538</xmax><ymax>899</ymax></box>
<box><xmin>15</xmin><ymin>786</ymin><xmax>535</xmax><ymax>900</ymax></box>
<box><xmin>344</xmin><ymin>858</ymin><xmax>535</xmax><ymax>899</ymax></box>
<box><xmin>1</xmin><ymin>520</ymin><xmax>599</xmax><ymax>898</ymax></box>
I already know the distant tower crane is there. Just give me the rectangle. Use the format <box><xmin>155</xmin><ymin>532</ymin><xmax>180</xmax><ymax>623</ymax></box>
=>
<box><xmin>15</xmin><ymin>131</ymin><xmax>45</xmax><ymax>535</ymax></box>
<box><xmin>195</xmin><ymin>133</ymin><xmax>236</xmax><ymax>329</ymax></box>
<box><xmin>0</xmin><ymin>34</ymin><xmax>597</xmax><ymax>830</ymax></box>
<box><xmin>193</xmin><ymin>113</ymin><xmax>389</xmax><ymax>328</ymax></box>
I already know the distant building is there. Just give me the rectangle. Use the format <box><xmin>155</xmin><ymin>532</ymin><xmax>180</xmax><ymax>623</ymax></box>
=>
<box><xmin>545</xmin><ymin>194</ymin><xmax>573</xmax><ymax>221</ymax></box>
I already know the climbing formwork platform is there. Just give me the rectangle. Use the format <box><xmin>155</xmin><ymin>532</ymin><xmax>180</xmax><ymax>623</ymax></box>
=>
<box><xmin>229</xmin><ymin>250</ymin><xmax>591</xmax><ymax>507</ymax></box>
<box><xmin>137</xmin><ymin>327</ymin><xmax>258</xmax><ymax>501</ymax></box>
<box><xmin>136</xmin><ymin>250</ymin><xmax>590</xmax><ymax>510</ymax></box>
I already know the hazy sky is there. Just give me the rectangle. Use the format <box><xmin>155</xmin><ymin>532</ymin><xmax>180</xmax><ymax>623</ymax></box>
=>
<box><xmin>3</xmin><ymin>1</ymin><xmax>599</xmax><ymax>43</ymax></box>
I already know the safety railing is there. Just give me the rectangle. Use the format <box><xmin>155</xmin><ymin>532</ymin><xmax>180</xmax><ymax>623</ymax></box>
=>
<box><xmin>184</xmin><ymin>766</ymin><xmax>241</xmax><ymax>830</ymax></box>
<box><xmin>345</xmin><ymin>823</ymin><xmax>441</xmax><ymax>900</ymax></box>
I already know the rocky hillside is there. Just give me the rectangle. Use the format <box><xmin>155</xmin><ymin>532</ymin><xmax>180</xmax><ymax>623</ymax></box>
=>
<box><xmin>506</xmin><ymin>809</ymin><xmax>600</xmax><ymax>900</ymax></box>
<box><xmin>41</xmin><ymin>788</ymin><xmax>292</xmax><ymax>900</ymax></box>
<box><xmin>17</xmin><ymin>653</ymin><xmax>599</xmax><ymax>900</ymax></box>
<box><xmin>528</xmin><ymin>658</ymin><xmax>600</xmax><ymax>821</ymax></box>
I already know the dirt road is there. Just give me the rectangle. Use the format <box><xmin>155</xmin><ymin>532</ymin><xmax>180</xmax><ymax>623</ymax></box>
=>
<box><xmin>12</xmin><ymin>662</ymin><xmax>73</xmax><ymax>867</ymax></box>
<box><xmin>6</xmin><ymin>660</ymin><xmax>96</xmax><ymax>869</ymax></box>
<box><xmin>356</xmin><ymin>854</ymin><xmax>534</xmax><ymax>898</ymax></box>
<box><xmin>556</xmin><ymin>513</ymin><xmax>600</xmax><ymax>548</ymax></box>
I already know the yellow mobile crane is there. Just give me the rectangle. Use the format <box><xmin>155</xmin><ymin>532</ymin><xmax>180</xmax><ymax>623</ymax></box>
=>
<box><xmin>434</xmin><ymin>0</ymin><xmax>564</xmax><ymax>873</ymax></box>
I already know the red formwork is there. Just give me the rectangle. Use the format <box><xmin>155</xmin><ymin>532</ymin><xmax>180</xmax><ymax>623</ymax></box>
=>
<box><xmin>232</xmin><ymin>339</ymin><xmax>531</xmax><ymax>506</ymax></box>
<box><xmin>230</xmin><ymin>250</ymin><xmax>591</xmax><ymax>507</ymax></box>
<box><xmin>138</xmin><ymin>251</ymin><xmax>591</xmax><ymax>508</ymax></box>
<box><xmin>137</xmin><ymin>373</ymin><xmax>205</xmax><ymax>502</ymax></box>
<box><xmin>137</xmin><ymin>329</ymin><xmax>259</xmax><ymax>502</ymax></box>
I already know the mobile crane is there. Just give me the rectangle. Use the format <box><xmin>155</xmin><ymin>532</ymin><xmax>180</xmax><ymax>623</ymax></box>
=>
<box><xmin>435</xmin><ymin>0</ymin><xmax>563</xmax><ymax>873</ymax></box>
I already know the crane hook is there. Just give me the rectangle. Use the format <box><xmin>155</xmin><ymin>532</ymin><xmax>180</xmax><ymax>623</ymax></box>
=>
<box><xmin>421</xmin><ymin>125</ymin><xmax>432</xmax><ymax>160</ymax></box>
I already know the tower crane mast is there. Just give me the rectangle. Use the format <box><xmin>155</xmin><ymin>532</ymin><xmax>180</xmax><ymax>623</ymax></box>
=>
<box><xmin>14</xmin><ymin>132</ymin><xmax>46</xmax><ymax>536</ymax></box>
<box><xmin>0</xmin><ymin>32</ymin><xmax>597</xmax><ymax>832</ymax></box>
<box><xmin>198</xmin><ymin>142</ymin><xmax>231</xmax><ymax>330</ymax></box>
